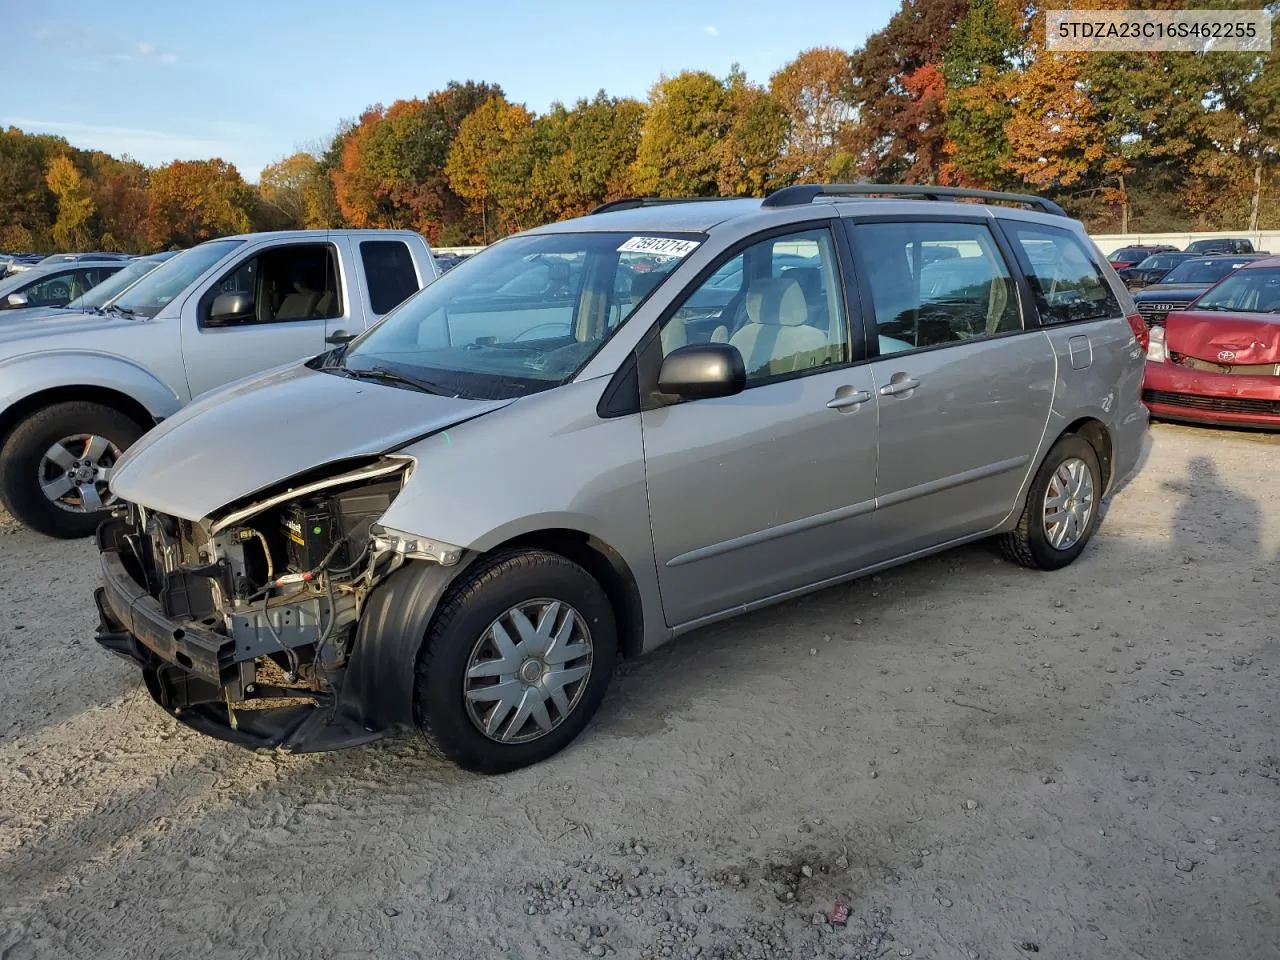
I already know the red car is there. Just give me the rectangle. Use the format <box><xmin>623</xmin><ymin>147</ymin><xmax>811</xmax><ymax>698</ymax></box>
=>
<box><xmin>1143</xmin><ymin>256</ymin><xmax>1280</xmax><ymax>428</ymax></box>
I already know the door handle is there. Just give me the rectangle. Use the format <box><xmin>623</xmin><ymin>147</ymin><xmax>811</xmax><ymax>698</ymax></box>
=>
<box><xmin>878</xmin><ymin>375</ymin><xmax>921</xmax><ymax>397</ymax></box>
<box><xmin>827</xmin><ymin>389</ymin><xmax>872</xmax><ymax>410</ymax></box>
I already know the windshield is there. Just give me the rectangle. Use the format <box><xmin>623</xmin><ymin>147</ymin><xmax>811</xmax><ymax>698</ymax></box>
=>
<box><xmin>1135</xmin><ymin>254</ymin><xmax>1181</xmax><ymax>270</ymax></box>
<box><xmin>338</xmin><ymin>231</ymin><xmax>700</xmax><ymax>399</ymax></box>
<box><xmin>1191</xmin><ymin>268</ymin><xmax>1280</xmax><ymax>313</ymax></box>
<box><xmin>1162</xmin><ymin>259</ymin><xmax>1247</xmax><ymax>285</ymax></box>
<box><xmin>66</xmin><ymin>258</ymin><xmax>160</xmax><ymax>309</ymax></box>
<box><xmin>1110</xmin><ymin>248</ymin><xmax>1149</xmax><ymax>261</ymax></box>
<box><xmin>112</xmin><ymin>240</ymin><xmax>243</xmax><ymax>318</ymax></box>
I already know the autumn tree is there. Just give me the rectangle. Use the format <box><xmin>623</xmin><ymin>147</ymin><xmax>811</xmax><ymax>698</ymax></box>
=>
<box><xmin>258</xmin><ymin>152</ymin><xmax>315</xmax><ymax>228</ymax></box>
<box><xmin>445</xmin><ymin>96</ymin><xmax>540</xmax><ymax>236</ymax></box>
<box><xmin>769</xmin><ymin>48</ymin><xmax>855</xmax><ymax>183</ymax></box>
<box><xmin>845</xmin><ymin>0</ymin><xmax>967</xmax><ymax>183</ymax></box>
<box><xmin>334</xmin><ymin>82</ymin><xmax>503</xmax><ymax>242</ymax></box>
<box><xmin>87</xmin><ymin>153</ymin><xmax>150</xmax><ymax>251</ymax></box>
<box><xmin>632</xmin><ymin>71</ymin><xmax>731</xmax><ymax>196</ymax></box>
<box><xmin>147</xmin><ymin>159</ymin><xmax>255</xmax><ymax>248</ymax></box>
<box><xmin>718</xmin><ymin>68</ymin><xmax>788</xmax><ymax>195</ymax></box>
<box><xmin>0</xmin><ymin>128</ymin><xmax>62</xmax><ymax>249</ymax></box>
<box><xmin>45</xmin><ymin>155</ymin><xmax>96</xmax><ymax>250</ymax></box>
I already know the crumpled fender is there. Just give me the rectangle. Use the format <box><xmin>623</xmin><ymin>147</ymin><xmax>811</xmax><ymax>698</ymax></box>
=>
<box><xmin>0</xmin><ymin>348</ymin><xmax>183</xmax><ymax>423</ymax></box>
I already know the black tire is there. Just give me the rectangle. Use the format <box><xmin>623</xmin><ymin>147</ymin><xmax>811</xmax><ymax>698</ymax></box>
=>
<box><xmin>0</xmin><ymin>401</ymin><xmax>145</xmax><ymax>539</ymax></box>
<box><xmin>999</xmin><ymin>434</ymin><xmax>1103</xmax><ymax>571</ymax></box>
<box><xmin>414</xmin><ymin>549</ymin><xmax>618</xmax><ymax>774</ymax></box>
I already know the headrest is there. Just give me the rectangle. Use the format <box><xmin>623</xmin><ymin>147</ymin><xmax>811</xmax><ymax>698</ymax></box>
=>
<box><xmin>780</xmin><ymin>266</ymin><xmax>822</xmax><ymax>301</ymax></box>
<box><xmin>745</xmin><ymin>276</ymin><xmax>807</xmax><ymax>326</ymax></box>
<box><xmin>629</xmin><ymin>271</ymin><xmax>664</xmax><ymax>302</ymax></box>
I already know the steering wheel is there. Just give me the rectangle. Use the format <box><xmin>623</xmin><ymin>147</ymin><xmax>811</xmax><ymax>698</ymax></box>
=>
<box><xmin>45</xmin><ymin>281</ymin><xmax>71</xmax><ymax>304</ymax></box>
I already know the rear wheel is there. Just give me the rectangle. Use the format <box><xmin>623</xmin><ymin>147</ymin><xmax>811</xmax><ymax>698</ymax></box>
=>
<box><xmin>999</xmin><ymin>435</ymin><xmax>1102</xmax><ymax>571</ymax></box>
<box><xmin>414</xmin><ymin>549</ymin><xmax>617</xmax><ymax>773</ymax></box>
<box><xmin>0</xmin><ymin>402</ymin><xmax>145</xmax><ymax>539</ymax></box>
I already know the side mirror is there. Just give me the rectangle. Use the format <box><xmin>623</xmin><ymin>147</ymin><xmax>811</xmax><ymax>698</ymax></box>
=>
<box><xmin>6</xmin><ymin>292</ymin><xmax>29</xmax><ymax>307</ymax></box>
<box><xmin>657</xmin><ymin>343</ymin><xmax>746</xmax><ymax>401</ymax></box>
<box><xmin>207</xmin><ymin>291</ymin><xmax>254</xmax><ymax>326</ymax></box>
<box><xmin>325</xmin><ymin>329</ymin><xmax>355</xmax><ymax>345</ymax></box>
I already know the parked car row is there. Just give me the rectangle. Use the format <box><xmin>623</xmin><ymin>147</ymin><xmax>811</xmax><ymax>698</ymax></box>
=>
<box><xmin>1</xmin><ymin>249</ymin><xmax>177</xmax><ymax>279</ymax></box>
<box><xmin>81</xmin><ymin>184</ymin><xmax>1151</xmax><ymax>774</ymax></box>
<box><xmin>1111</xmin><ymin>238</ymin><xmax>1269</xmax><ymax>291</ymax></box>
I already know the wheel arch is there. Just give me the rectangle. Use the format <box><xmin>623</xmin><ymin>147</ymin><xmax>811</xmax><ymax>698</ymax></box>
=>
<box><xmin>486</xmin><ymin>528</ymin><xmax>646</xmax><ymax>660</ymax></box>
<box><xmin>1061</xmin><ymin>416</ymin><xmax>1113</xmax><ymax>490</ymax></box>
<box><xmin>0</xmin><ymin>385</ymin><xmax>160</xmax><ymax>450</ymax></box>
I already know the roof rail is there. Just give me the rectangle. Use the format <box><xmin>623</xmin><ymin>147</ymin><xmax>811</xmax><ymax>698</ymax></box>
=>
<box><xmin>588</xmin><ymin>196</ymin><xmax>739</xmax><ymax>215</ymax></box>
<box><xmin>761</xmin><ymin>183</ymin><xmax>1069</xmax><ymax>217</ymax></box>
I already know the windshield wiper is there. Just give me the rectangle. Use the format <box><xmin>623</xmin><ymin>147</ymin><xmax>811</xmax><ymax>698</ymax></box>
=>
<box><xmin>105</xmin><ymin>303</ymin><xmax>140</xmax><ymax>319</ymax></box>
<box><xmin>340</xmin><ymin>365</ymin><xmax>452</xmax><ymax>396</ymax></box>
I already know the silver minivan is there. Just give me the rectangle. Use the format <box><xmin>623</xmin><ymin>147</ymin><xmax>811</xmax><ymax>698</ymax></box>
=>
<box><xmin>94</xmin><ymin>185</ymin><xmax>1150</xmax><ymax>773</ymax></box>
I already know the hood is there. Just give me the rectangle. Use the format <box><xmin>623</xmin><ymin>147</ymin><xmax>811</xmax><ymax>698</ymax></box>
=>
<box><xmin>0</xmin><ymin>309</ymin><xmax>137</xmax><ymax>347</ymax></box>
<box><xmin>1134</xmin><ymin>283</ymin><xmax>1209</xmax><ymax>299</ymax></box>
<box><xmin>0</xmin><ymin>305</ymin><xmax>80</xmax><ymax>324</ymax></box>
<box><xmin>110</xmin><ymin>362</ymin><xmax>514</xmax><ymax>520</ymax></box>
<box><xmin>1165</xmin><ymin>311</ymin><xmax>1280</xmax><ymax>365</ymax></box>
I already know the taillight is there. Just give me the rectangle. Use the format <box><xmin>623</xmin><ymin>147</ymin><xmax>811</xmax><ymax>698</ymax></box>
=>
<box><xmin>1126</xmin><ymin>313</ymin><xmax>1149</xmax><ymax>352</ymax></box>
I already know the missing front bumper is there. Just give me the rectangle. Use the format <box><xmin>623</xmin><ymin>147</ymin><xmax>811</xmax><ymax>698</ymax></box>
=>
<box><xmin>93</xmin><ymin>537</ymin><xmax>390</xmax><ymax>753</ymax></box>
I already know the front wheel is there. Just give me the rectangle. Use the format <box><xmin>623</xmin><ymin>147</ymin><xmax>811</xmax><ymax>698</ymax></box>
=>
<box><xmin>0</xmin><ymin>401</ymin><xmax>145</xmax><ymax>538</ymax></box>
<box><xmin>999</xmin><ymin>435</ymin><xmax>1103</xmax><ymax>570</ymax></box>
<box><xmin>414</xmin><ymin>549</ymin><xmax>618</xmax><ymax>773</ymax></box>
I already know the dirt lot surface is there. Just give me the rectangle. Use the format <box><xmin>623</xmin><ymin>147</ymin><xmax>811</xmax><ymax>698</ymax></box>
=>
<box><xmin>1</xmin><ymin>422</ymin><xmax>1277</xmax><ymax>960</ymax></box>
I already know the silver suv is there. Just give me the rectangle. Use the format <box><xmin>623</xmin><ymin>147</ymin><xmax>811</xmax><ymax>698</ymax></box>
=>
<box><xmin>94</xmin><ymin>185</ymin><xmax>1150</xmax><ymax>773</ymax></box>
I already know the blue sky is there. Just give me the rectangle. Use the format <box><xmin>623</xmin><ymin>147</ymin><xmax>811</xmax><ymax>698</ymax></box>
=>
<box><xmin>2</xmin><ymin>0</ymin><xmax>899</xmax><ymax>181</ymax></box>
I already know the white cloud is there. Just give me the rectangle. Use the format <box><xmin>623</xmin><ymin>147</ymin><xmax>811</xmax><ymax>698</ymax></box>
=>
<box><xmin>136</xmin><ymin>41</ymin><xmax>155</xmax><ymax>55</ymax></box>
<box><xmin>158</xmin><ymin>52</ymin><xmax>178</xmax><ymax>64</ymax></box>
<box><xmin>703</xmin><ymin>25</ymin><xmax>719</xmax><ymax>37</ymax></box>
<box><xmin>0</xmin><ymin>117</ymin><xmax>240</xmax><ymax>167</ymax></box>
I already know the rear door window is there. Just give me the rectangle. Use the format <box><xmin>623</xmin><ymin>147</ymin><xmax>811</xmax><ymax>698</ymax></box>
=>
<box><xmin>360</xmin><ymin>240</ymin><xmax>421</xmax><ymax>315</ymax></box>
<box><xmin>851</xmin><ymin>221</ymin><xmax>1022</xmax><ymax>354</ymax></box>
<box><xmin>1003</xmin><ymin>223</ymin><xmax>1122</xmax><ymax>325</ymax></box>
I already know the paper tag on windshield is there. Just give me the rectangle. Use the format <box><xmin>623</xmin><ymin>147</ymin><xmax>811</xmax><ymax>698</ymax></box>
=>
<box><xmin>617</xmin><ymin>236</ymin><xmax>701</xmax><ymax>258</ymax></box>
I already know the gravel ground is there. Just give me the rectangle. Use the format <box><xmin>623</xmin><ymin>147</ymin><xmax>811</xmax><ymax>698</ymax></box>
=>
<box><xmin>1</xmin><ymin>422</ymin><xmax>1277</xmax><ymax>960</ymax></box>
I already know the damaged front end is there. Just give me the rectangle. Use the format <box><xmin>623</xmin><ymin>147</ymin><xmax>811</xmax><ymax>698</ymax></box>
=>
<box><xmin>94</xmin><ymin>457</ymin><xmax>464</xmax><ymax>752</ymax></box>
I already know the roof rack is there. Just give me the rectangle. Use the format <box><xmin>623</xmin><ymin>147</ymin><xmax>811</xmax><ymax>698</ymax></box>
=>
<box><xmin>588</xmin><ymin>196</ymin><xmax>740</xmax><ymax>215</ymax></box>
<box><xmin>760</xmin><ymin>183</ymin><xmax>1068</xmax><ymax>217</ymax></box>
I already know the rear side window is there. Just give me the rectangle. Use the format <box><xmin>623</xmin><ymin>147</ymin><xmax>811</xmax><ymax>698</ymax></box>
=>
<box><xmin>361</xmin><ymin>240</ymin><xmax>421</xmax><ymax>315</ymax></box>
<box><xmin>1004</xmin><ymin>223</ymin><xmax>1121</xmax><ymax>325</ymax></box>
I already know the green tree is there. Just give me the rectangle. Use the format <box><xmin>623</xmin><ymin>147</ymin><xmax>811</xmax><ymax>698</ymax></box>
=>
<box><xmin>529</xmin><ymin>93</ymin><xmax>646</xmax><ymax>219</ymax></box>
<box><xmin>45</xmin><ymin>154</ymin><xmax>97</xmax><ymax>250</ymax></box>
<box><xmin>942</xmin><ymin>0</ymin><xmax>1022</xmax><ymax>187</ymax></box>
<box><xmin>631</xmin><ymin>71</ymin><xmax>730</xmax><ymax>196</ymax></box>
<box><xmin>0</xmin><ymin>127</ymin><xmax>63</xmax><ymax>249</ymax></box>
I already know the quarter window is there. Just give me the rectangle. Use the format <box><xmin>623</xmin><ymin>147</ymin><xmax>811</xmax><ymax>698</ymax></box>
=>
<box><xmin>854</xmin><ymin>221</ymin><xmax>1021</xmax><ymax>354</ymax></box>
<box><xmin>1004</xmin><ymin>223</ymin><xmax>1121</xmax><ymax>325</ymax></box>
<box><xmin>660</xmin><ymin>228</ymin><xmax>849</xmax><ymax>385</ymax></box>
<box><xmin>360</xmin><ymin>240</ymin><xmax>421</xmax><ymax>315</ymax></box>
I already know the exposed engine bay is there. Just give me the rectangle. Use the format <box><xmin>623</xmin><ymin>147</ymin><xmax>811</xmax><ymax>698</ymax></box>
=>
<box><xmin>96</xmin><ymin>457</ymin><xmax>443</xmax><ymax>738</ymax></box>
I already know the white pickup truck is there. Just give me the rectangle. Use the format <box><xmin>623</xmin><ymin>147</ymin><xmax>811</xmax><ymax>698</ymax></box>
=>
<box><xmin>0</xmin><ymin>229</ymin><xmax>438</xmax><ymax>538</ymax></box>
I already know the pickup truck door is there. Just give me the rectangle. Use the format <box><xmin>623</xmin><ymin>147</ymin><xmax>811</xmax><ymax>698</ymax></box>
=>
<box><xmin>179</xmin><ymin>240</ymin><xmax>347</xmax><ymax>399</ymax></box>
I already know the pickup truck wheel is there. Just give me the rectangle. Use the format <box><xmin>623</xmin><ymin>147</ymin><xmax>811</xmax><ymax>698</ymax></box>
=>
<box><xmin>999</xmin><ymin>435</ymin><xmax>1102</xmax><ymax>571</ymax></box>
<box><xmin>0</xmin><ymin>402</ymin><xmax>145</xmax><ymax>539</ymax></box>
<box><xmin>414</xmin><ymin>549</ymin><xmax>617</xmax><ymax>774</ymax></box>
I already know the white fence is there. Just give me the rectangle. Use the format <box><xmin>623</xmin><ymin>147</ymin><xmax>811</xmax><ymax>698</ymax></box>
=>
<box><xmin>1091</xmin><ymin>230</ymin><xmax>1280</xmax><ymax>256</ymax></box>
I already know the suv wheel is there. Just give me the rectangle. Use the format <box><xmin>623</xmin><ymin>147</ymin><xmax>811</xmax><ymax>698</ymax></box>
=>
<box><xmin>0</xmin><ymin>401</ymin><xmax>145</xmax><ymax>539</ymax></box>
<box><xmin>999</xmin><ymin>435</ymin><xmax>1103</xmax><ymax>570</ymax></box>
<box><xmin>414</xmin><ymin>549</ymin><xmax>618</xmax><ymax>774</ymax></box>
